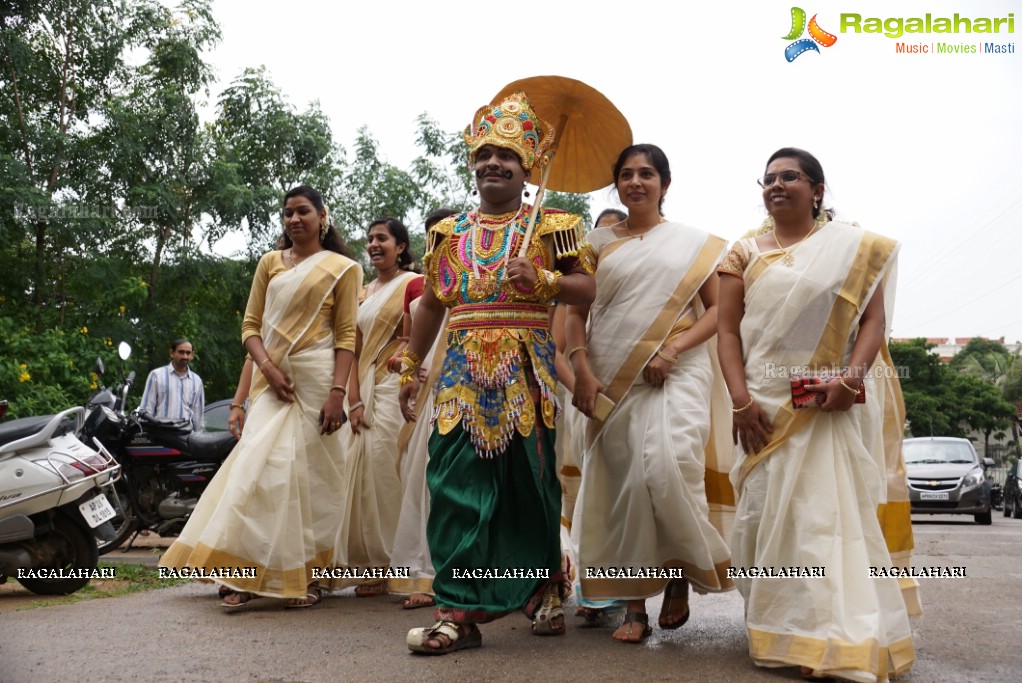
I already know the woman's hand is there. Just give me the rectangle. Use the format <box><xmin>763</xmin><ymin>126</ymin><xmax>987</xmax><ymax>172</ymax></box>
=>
<box><xmin>807</xmin><ymin>378</ymin><xmax>861</xmax><ymax>413</ymax></box>
<box><xmin>263</xmin><ymin>363</ymin><xmax>296</xmax><ymax>403</ymax></box>
<box><xmin>399</xmin><ymin>379</ymin><xmax>419</xmax><ymax>423</ymax></box>
<box><xmin>643</xmin><ymin>356</ymin><xmax>672</xmax><ymax>389</ymax></box>
<box><xmin>386</xmin><ymin>353</ymin><xmax>403</xmax><ymax>374</ymax></box>
<box><xmin>227</xmin><ymin>406</ymin><xmax>246</xmax><ymax>438</ymax></box>
<box><xmin>732</xmin><ymin>400</ymin><xmax>773</xmax><ymax>454</ymax></box>
<box><xmin>319</xmin><ymin>392</ymin><xmax>346</xmax><ymax>436</ymax></box>
<box><xmin>571</xmin><ymin>369</ymin><xmax>605</xmax><ymax>419</ymax></box>
<box><xmin>505</xmin><ymin>256</ymin><xmax>538</xmax><ymax>290</ymax></box>
<box><xmin>348</xmin><ymin>402</ymin><xmax>370</xmax><ymax>435</ymax></box>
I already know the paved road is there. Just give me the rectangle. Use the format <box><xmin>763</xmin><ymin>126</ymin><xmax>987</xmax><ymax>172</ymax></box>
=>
<box><xmin>2</xmin><ymin>515</ymin><xmax>1020</xmax><ymax>683</ymax></box>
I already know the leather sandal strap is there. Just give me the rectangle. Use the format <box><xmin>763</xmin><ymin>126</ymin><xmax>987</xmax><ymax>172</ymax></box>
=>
<box><xmin>622</xmin><ymin>611</ymin><xmax>649</xmax><ymax>625</ymax></box>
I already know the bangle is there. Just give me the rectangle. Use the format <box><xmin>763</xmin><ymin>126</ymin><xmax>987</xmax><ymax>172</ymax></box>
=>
<box><xmin>399</xmin><ymin>373</ymin><xmax>417</xmax><ymax>387</ymax></box>
<box><xmin>839</xmin><ymin>379</ymin><xmax>862</xmax><ymax>396</ymax></box>
<box><xmin>732</xmin><ymin>397</ymin><xmax>755</xmax><ymax>413</ymax></box>
<box><xmin>329</xmin><ymin>385</ymin><xmax>346</xmax><ymax>394</ymax></box>
<box><xmin>566</xmin><ymin>346</ymin><xmax>587</xmax><ymax>362</ymax></box>
<box><xmin>348</xmin><ymin>401</ymin><xmax>364</xmax><ymax>412</ymax></box>
<box><xmin>400</xmin><ymin>348</ymin><xmax>423</xmax><ymax>371</ymax></box>
<box><xmin>656</xmin><ymin>349</ymin><xmax>678</xmax><ymax>364</ymax></box>
<box><xmin>229</xmin><ymin>402</ymin><xmax>245</xmax><ymax>411</ymax></box>
<box><xmin>258</xmin><ymin>358</ymin><xmax>273</xmax><ymax>369</ymax></box>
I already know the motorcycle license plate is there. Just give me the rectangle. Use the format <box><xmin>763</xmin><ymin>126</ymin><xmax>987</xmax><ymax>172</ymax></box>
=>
<box><xmin>920</xmin><ymin>491</ymin><xmax>950</xmax><ymax>501</ymax></box>
<box><xmin>79</xmin><ymin>494</ymin><xmax>117</xmax><ymax>528</ymax></box>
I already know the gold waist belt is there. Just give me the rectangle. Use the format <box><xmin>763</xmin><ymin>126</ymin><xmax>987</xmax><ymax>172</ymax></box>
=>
<box><xmin>447</xmin><ymin>302</ymin><xmax>550</xmax><ymax>331</ymax></box>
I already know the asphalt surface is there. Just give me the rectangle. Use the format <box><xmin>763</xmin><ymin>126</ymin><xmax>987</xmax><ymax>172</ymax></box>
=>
<box><xmin>2</xmin><ymin>516</ymin><xmax>1020</xmax><ymax>683</ymax></box>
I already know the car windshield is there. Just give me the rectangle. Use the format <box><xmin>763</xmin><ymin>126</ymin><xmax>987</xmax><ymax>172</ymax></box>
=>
<box><xmin>903</xmin><ymin>441</ymin><xmax>976</xmax><ymax>465</ymax></box>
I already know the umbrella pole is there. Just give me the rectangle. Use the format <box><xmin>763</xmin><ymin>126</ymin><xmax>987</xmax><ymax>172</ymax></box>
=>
<box><xmin>518</xmin><ymin>160</ymin><xmax>554</xmax><ymax>257</ymax></box>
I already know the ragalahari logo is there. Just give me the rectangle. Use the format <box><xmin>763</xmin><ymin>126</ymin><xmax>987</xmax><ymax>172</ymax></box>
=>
<box><xmin>783</xmin><ymin>7</ymin><xmax>837</xmax><ymax>61</ymax></box>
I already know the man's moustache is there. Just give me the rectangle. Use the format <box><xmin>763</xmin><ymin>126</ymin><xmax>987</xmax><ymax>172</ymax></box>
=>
<box><xmin>475</xmin><ymin>168</ymin><xmax>514</xmax><ymax>180</ymax></box>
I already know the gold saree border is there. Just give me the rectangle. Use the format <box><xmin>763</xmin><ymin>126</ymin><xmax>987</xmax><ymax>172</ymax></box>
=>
<box><xmin>747</xmin><ymin>627</ymin><xmax>914</xmax><ymax>679</ymax></box>
<box><xmin>580</xmin><ymin>559</ymin><xmax>733</xmax><ymax>599</ymax></box>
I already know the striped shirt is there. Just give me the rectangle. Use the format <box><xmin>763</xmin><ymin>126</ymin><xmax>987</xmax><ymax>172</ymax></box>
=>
<box><xmin>139</xmin><ymin>363</ymin><xmax>205</xmax><ymax>432</ymax></box>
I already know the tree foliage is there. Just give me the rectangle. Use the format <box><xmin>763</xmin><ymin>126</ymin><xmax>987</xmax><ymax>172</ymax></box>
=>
<box><xmin>3</xmin><ymin>2</ymin><xmax>597</xmax><ymax>419</ymax></box>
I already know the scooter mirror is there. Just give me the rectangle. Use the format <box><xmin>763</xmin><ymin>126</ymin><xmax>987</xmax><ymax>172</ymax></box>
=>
<box><xmin>118</xmin><ymin>341</ymin><xmax>132</xmax><ymax>361</ymax></box>
<box><xmin>94</xmin><ymin>357</ymin><xmax>105</xmax><ymax>376</ymax></box>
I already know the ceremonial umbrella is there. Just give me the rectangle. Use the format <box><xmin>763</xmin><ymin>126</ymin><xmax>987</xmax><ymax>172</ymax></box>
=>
<box><xmin>490</xmin><ymin>75</ymin><xmax>632</xmax><ymax>255</ymax></box>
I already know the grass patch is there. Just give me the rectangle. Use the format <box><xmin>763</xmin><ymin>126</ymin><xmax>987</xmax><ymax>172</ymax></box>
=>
<box><xmin>19</xmin><ymin>562</ymin><xmax>187</xmax><ymax>610</ymax></box>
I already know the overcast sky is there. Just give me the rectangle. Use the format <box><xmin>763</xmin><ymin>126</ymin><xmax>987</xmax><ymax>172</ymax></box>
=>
<box><xmin>201</xmin><ymin>0</ymin><xmax>1022</xmax><ymax>343</ymax></box>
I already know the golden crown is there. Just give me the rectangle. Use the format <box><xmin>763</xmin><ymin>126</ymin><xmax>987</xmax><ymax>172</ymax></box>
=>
<box><xmin>464</xmin><ymin>92</ymin><xmax>554</xmax><ymax>171</ymax></box>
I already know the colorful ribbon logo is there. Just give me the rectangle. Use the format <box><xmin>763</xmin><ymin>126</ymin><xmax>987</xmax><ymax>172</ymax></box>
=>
<box><xmin>783</xmin><ymin>7</ymin><xmax>837</xmax><ymax>62</ymax></box>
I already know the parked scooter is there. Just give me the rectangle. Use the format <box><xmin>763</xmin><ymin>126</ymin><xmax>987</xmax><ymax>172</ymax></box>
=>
<box><xmin>82</xmin><ymin>345</ymin><xmax>236</xmax><ymax>554</ymax></box>
<box><xmin>0</xmin><ymin>407</ymin><xmax>121</xmax><ymax>595</ymax></box>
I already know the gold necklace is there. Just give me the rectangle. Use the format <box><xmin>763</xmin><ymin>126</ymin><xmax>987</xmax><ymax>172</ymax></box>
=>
<box><xmin>625</xmin><ymin>217</ymin><xmax>666</xmax><ymax>240</ymax></box>
<box><xmin>286</xmin><ymin>249</ymin><xmax>299</xmax><ymax>269</ymax></box>
<box><xmin>772</xmin><ymin>225</ymin><xmax>817</xmax><ymax>266</ymax></box>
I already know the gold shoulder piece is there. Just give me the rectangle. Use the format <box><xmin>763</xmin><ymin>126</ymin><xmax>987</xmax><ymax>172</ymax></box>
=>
<box><xmin>535</xmin><ymin>210</ymin><xmax>584</xmax><ymax>259</ymax></box>
<box><xmin>426</xmin><ymin>215</ymin><xmax>458</xmax><ymax>256</ymax></box>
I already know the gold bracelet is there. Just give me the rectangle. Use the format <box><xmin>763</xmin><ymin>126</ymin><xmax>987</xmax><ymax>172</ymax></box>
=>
<box><xmin>566</xmin><ymin>346</ymin><xmax>587</xmax><ymax>362</ymax></box>
<box><xmin>348</xmin><ymin>400</ymin><xmax>364</xmax><ymax>412</ymax></box>
<box><xmin>533</xmin><ymin>268</ymin><xmax>562</xmax><ymax>302</ymax></box>
<box><xmin>229</xmin><ymin>402</ymin><xmax>245</xmax><ymax>411</ymax></box>
<box><xmin>839</xmin><ymin>379</ymin><xmax>862</xmax><ymax>396</ymax></box>
<box><xmin>400</xmin><ymin>348</ymin><xmax>423</xmax><ymax>371</ymax></box>
<box><xmin>329</xmin><ymin>385</ymin><xmax>346</xmax><ymax>394</ymax></box>
<box><xmin>258</xmin><ymin>357</ymin><xmax>273</xmax><ymax>368</ymax></box>
<box><xmin>656</xmin><ymin>349</ymin><xmax>678</xmax><ymax>364</ymax></box>
<box><xmin>732</xmin><ymin>397</ymin><xmax>755</xmax><ymax>413</ymax></box>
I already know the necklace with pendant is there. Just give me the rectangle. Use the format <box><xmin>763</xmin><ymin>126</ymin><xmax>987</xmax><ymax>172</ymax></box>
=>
<box><xmin>468</xmin><ymin>206</ymin><xmax>524</xmax><ymax>299</ymax></box>
<box><xmin>772</xmin><ymin>224</ymin><xmax>817</xmax><ymax>266</ymax></box>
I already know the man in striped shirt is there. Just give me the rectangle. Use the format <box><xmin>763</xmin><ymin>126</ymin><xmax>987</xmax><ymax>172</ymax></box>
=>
<box><xmin>140</xmin><ymin>338</ymin><xmax>205</xmax><ymax>432</ymax></box>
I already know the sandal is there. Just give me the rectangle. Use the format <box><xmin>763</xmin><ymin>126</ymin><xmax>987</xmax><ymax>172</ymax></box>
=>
<box><xmin>286</xmin><ymin>586</ymin><xmax>323</xmax><ymax>609</ymax></box>
<box><xmin>218</xmin><ymin>585</ymin><xmax>233</xmax><ymax>599</ymax></box>
<box><xmin>401</xmin><ymin>593</ymin><xmax>435</xmax><ymax>610</ymax></box>
<box><xmin>354</xmin><ymin>581</ymin><xmax>387</xmax><ymax>598</ymax></box>
<box><xmin>220</xmin><ymin>591</ymin><xmax>257</xmax><ymax>610</ymax></box>
<box><xmin>407</xmin><ymin>621</ymin><xmax>482</xmax><ymax>655</ymax></box>
<box><xmin>613</xmin><ymin>611</ymin><xmax>652</xmax><ymax>643</ymax></box>
<box><xmin>658</xmin><ymin>578</ymin><xmax>690</xmax><ymax>630</ymax></box>
<box><xmin>531</xmin><ymin>586</ymin><xmax>565</xmax><ymax>636</ymax></box>
<box><xmin>575</xmin><ymin>606</ymin><xmax>607</xmax><ymax>628</ymax></box>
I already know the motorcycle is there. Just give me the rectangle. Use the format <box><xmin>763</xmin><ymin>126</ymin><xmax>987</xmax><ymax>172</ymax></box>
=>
<box><xmin>0</xmin><ymin>406</ymin><xmax>121</xmax><ymax>595</ymax></box>
<box><xmin>82</xmin><ymin>347</ymin><xmax>237</xmax><ymax>554</ymax></box>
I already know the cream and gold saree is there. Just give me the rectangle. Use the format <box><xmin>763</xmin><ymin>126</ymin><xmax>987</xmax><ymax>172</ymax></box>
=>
<box><xmin>727</xmin><ymin>221</ymin><xmax>914</xmax><ymax>682</ymax></box>
<box><xmin>161</xmin><ymin>251</ymin><xmax>360</xmax><ymax>598</ymax></box>
<box><xmin>332</xmin><ymin>270</ymin><xmax>418</xmax><ymax>583</ymax></box>
<box><xmin>572</xmin><ymin>222</ymin><xmax>734</xmax><ymax>601</ymax></box>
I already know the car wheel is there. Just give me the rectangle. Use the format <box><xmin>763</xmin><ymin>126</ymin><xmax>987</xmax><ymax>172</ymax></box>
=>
<box><xmin>975</xmin><ymin>510</ymin><xmax>992</xmax><ymax>525</ymax></box>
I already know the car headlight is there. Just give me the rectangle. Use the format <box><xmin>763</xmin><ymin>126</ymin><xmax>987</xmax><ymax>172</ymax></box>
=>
<box><xmin>962</xmin><ymin>469</ymin><xmax>985</xmax><ymax>487</ymax></box>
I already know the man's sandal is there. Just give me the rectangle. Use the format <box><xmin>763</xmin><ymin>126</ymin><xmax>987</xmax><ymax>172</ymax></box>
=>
<box><xmin>613</xmin><ymin>611</ymin><xmax>652</xmax><ymax>643</ymax></box>
<box><xmin>220</xmin><ymin>591</ymin><xmax>257</xmax><ymax>610</ymax></box>
<box><xmin>285</xmin><ymin>586</ymin><xmax>323</xmax><ymax>609</ymax></box>
<box><xmin>658</xmin><ymin>578</ymin><xmax>690</xmax><ymax>630</ymax></box>
<box><xmin>407</xmin><ymin>621</ymin><xmax>482</xmax><ymax>655</ymax></box>
<box><xmin>531</xmin><ymin>586</ymin><xmax>566</xmax><ymax>635</ymax></box>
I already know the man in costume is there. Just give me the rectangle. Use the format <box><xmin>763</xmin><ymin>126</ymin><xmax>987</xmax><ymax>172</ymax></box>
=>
<box><xmin>398</xmin><ymin>91</ymin><xmax>595</xmax><ymax>654</ymax></box>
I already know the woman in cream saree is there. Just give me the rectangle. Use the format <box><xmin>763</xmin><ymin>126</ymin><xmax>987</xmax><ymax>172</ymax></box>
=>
<box><xmin>161</xmin><ymin>185</ymin><xmax>361</xmax><ymax>608</ymax></box>
<box><xmin>718</xmin><ymin>149</ymin><xmax>915</xmax><ymax>682</ymax></box>
<box><xmin>567</xmin><ymin>145</ymin><xmax>735</xmax><ymax>644</ymax></box>
<box><xmin>333</xmin><ymin>218</ymin><xmax>419</xmax><ymax>594</ymax></box>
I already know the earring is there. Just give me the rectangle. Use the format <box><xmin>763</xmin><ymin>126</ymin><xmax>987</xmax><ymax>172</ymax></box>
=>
<box><xmin>813</xmin><ymin>197</ymin><xmax>820</xmax><ymax>210</ymax></box>
<box><xmin>320</xmin><ymin>220</ymin><xmax>328</xmax><ymax>239</ymax></box>
<box><xmin>472</xmin><ymin>188</ymin><xmax>478</xmax><ymax>196</ymax></box>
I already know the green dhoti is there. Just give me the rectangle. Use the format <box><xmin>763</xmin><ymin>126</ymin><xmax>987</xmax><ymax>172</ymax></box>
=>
<box><xmin>426</xmin><ymin>423</ymin><xmax>561</xmax><ymax>623</ymax></box>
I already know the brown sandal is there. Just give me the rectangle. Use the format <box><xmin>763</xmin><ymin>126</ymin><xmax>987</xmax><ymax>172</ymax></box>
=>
<box><xmin>658</xmin><ymin>578</ymin><xmax>690</xmax><ymax>630</ymax></box>
<box><xmin>613</xmin><ymin>611</ymin><xmax>652</xmax><ymax>643</ymax></box>
<box><xmin>286</xmin><ymin>586</ymin><xmax>323</xmax><ymax>609</ymax></box>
